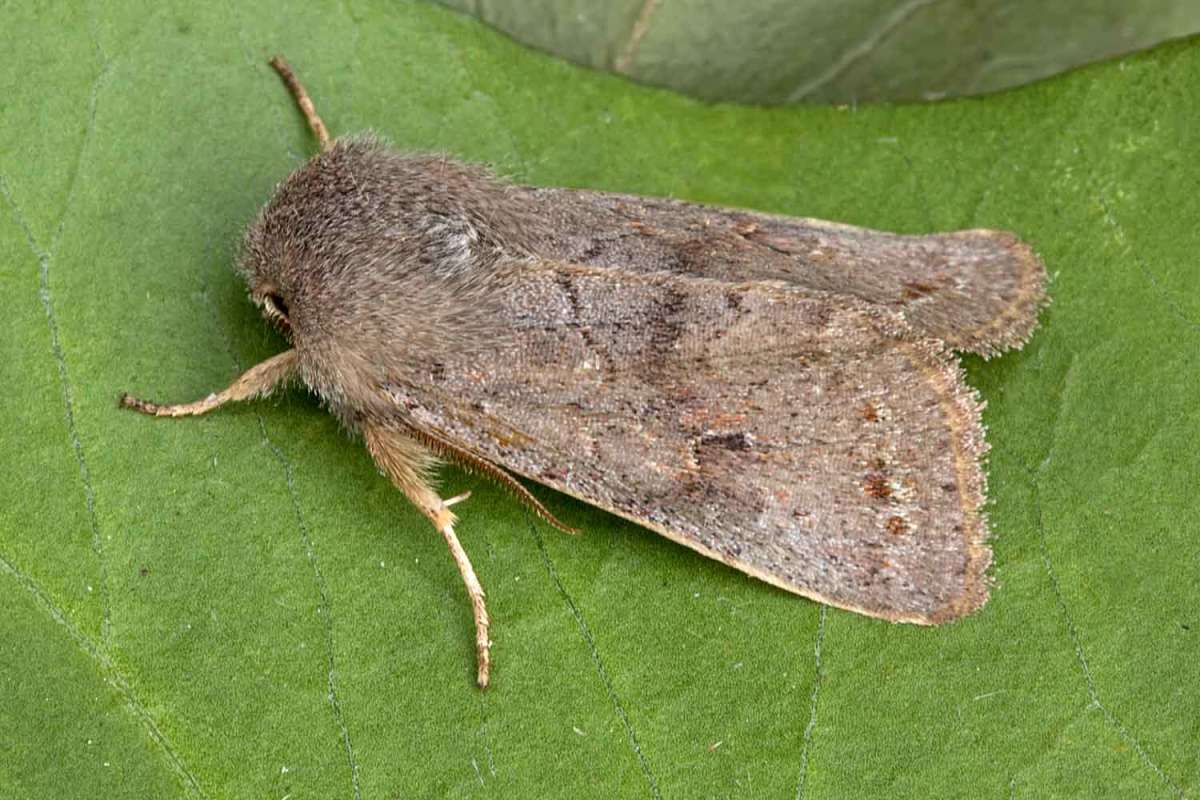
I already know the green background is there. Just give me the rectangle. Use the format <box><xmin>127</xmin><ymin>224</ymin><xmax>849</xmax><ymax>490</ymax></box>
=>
<box><xmin>1</xmin><ymin>2</ymin><xmax>1196</xmax><ymax>798</ymax></box>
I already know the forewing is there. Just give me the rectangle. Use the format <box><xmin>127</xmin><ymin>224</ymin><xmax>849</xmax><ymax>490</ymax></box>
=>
<box><xmin>386</xmin><ymin>262</ymin><xmax>990</xmax><ymax>624</ymax></box>
<box><xmin>520</xmin><ymin>186</ymin><xmax>1046</xmax><ymax>357</ymax></box>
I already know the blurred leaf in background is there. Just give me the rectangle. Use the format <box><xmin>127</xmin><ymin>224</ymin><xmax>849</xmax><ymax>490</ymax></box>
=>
<box><xmin>439</xmin><ymin>0</ymin><xmax>1200</xmax><ymax>103</ymax></box>
<box><xmin>0</xmin><ymin>1</ymin><xmax>1197</xmax><ymax>799</ymax></box>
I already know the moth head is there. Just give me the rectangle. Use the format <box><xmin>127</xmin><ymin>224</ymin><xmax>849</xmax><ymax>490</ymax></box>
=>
<box><xmin>236</xmin><ymin>137</ymin><xmax>554</xmax><ymax>352</ymax></box>
<box><xmin>238</xmin><ymin>216</ymin><xmax>299</xmax><ymax>340</ymax></box>
<box><xmin>237</xmin><ymin>189</ymin><xmax>308</xmax><ymax>340</ymax></box>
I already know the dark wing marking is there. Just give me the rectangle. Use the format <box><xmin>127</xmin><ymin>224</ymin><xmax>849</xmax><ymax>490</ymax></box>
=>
<box><xmin>386</xmin><ymin>262</ymin><xmax>990</xmax><ymax>624</ymax></box>
<box><xmin>519</xmin><ymin>186</ymin><xmax>1046</xmax><ymax>357</ymax></box>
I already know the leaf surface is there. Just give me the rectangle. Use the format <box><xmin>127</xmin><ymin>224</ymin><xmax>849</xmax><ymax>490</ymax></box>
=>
<box><xmin>1</xmin><ymin>3</ymin><xmax>1196</xmax><ymax>798</ymax></box>
<box><xmin>439</xmin><ymin>0</ymin><xmax>1200</xmax><ymax>103</ymax></box>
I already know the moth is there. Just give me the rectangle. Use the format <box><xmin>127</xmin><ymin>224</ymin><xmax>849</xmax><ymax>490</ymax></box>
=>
<box><xmin>121</xmin><ymin>57</ymin><xmax>1046</xmax><ymax>687</ymax></box>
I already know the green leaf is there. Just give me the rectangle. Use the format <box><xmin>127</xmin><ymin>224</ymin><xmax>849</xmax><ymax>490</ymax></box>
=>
<box><xmin>437</xmin><ymin>0</ymin><xmax>1200</xmax><ymax>103</ymax></box>
<box><xmin>1</xmin><ymin>3</ymin><xmax>1196</xmax><ymax>798</ymax></box>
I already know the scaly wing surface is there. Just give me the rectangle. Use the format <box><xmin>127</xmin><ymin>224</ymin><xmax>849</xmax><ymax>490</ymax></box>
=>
<box><xmin>520</xmin><ymin>187</ymin><xmax>1046</xmax><ymax>357</ymax></box>
<box><xmin>384</xmin><ymin>262</ymin><xmax>991</xmax><ymax>623</ymax></box>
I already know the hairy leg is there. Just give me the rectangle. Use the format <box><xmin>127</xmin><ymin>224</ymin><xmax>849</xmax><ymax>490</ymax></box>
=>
<box><xmin>364</xmin><ymin>421</ymin><xmax>492</xmax><ymax>688</ymax></box>
<box><xmin>119</xmin><ymin>349</ymin><xmax>297</xmax><ymax>417</ymax></box>
<box><xmin>406</xmin><ymin>424</ymin><xmax>578</xmax><ymax>536</ymax></box>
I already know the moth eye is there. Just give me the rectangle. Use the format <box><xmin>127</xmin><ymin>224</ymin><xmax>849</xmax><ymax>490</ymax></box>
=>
<box><xmin>264</xmin><ymin>292</ymin><xmax>290</xmax><ymax>320</ymax></box>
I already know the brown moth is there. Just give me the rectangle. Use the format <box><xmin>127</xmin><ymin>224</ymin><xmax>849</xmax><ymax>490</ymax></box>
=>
<box><xmin>121</xmin><ymin>57</ymin><xmax>1046</xmax><ymax>688</ymax></box>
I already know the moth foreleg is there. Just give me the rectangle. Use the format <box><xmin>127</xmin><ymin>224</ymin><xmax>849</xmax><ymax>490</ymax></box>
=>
<box><xmin>119</xmin><ymin>349</ymin><xmax>297</xmax><ymax>417</ymax></box>
<box><xmin>364</xmin><ymin>422</ymin><xmax>492</xmax><ymax>688</ymax></box>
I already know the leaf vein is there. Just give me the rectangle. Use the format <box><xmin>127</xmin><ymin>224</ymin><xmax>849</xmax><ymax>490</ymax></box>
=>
<box><xmin>1097</xmin><ymin>192</ymin><xmax>1199</xmax><ymax>332</ymax></box>
<box><xmin>0</xmin><ymin>551</ymin><xmax>209</xmax><ymax>799</ymax></box>
<box><xmin>615</xmin><ymin>0</ymin><xmax>661</xmax><ymax>74</ymax></box>
<box><xmin>794</xmin><ymin>605</ymin><xmax>826</xmax><ymax>800</ymax></box>
<box><xmin>530</xmin><ymin>517</ymin><xmax>662</xmax><ymax>799</ymax></box>
<box><xmin>197</xmin><ymin>280</ymin><xmax>364</xmax><ymax>800</ymax></box>
<box><xmin>1031</xmin><ymin>465</ymin><xmax>1184</xmax><ymax>797</ymax></box>
<box><xmin>1</xmin><ymin>50</ymin><xmax>112</xmax><ymax>639</ymax></box>
<box><xmin>786</xmin><ymin>0</ymin><xmax>940</xmax><ymax>102</ymax></box>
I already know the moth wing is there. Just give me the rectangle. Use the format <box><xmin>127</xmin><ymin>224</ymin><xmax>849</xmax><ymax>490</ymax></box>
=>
<box><xmin>393</xmin><ymin>262</ymin><xmax>990</xmax><ymax>624</ymax></box>
<box><xmin>520</xmin><ymin>186</ymin><xmax>1046</xmax><ymax>357</ymax></box>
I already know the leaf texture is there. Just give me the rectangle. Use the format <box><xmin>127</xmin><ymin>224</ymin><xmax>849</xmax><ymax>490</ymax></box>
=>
<box><xmin>1</xmin><ymin>3</ymin><xmax>1197</xmax><ymax>798</ymax></box>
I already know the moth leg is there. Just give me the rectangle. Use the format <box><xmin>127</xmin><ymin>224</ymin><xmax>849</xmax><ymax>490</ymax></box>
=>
<box><xmin>119</xmin><ymin>349</ymin><xmax>297</xmax><ymax>417</ymax></box>
<box><xmin>268</xmin><ymin>56</ymin><xmax>331</xmax><ymax>152</ymax></box>
<box><xmin>405</xmin><ymin>424</ymin><xmax>580</xmax><ymax>536</ymax></box>
<box><xmin>364</xmin><ymin>422</ymin><xmax>492</xmax><ymax>688</ymax></box>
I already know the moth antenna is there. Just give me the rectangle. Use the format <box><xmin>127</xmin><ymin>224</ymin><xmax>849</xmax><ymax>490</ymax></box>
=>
<box><xmin>405</xmin><ymin>424</ymin><xmax>580</xmax><ymax>536</ymax></box>
<box><xmin>118</xmin><ymin>349</ymin><xmax>297</xmax><ymax>417</ymax></box>
<box><xmin>365</xmin><ymin>423</ymin><xmax>491</xmax><ymax>688</ymax></box>
<box><xmin>269</xmin><ymin>55</ymin><xmax>332</xmax><ymax>152</ymax></box>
